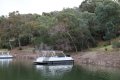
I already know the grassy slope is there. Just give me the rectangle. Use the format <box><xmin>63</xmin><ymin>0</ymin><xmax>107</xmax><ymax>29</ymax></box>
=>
<box><xmin>89</xmin><ymin>37</ymin><xmax>120</xmax><ymax>52</ymax></box>
<box><xmin>89</xmin><ymin>45</ymin><xmax>113</xmax><ymax>52</ymax></box>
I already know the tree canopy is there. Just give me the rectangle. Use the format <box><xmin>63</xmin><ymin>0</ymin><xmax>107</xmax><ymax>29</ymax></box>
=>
<box><xmin>0</xmin><ymin>0</ymin><xmax>120</xmax><ymax>51</ymax></box>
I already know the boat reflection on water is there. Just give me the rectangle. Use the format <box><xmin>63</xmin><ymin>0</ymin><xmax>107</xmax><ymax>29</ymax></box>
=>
<box><xmin>35</xmin><ymin>65</ymin><xmax>73</xmax><ymax>77</ymax></box>
<box><xmin>0</xmin><ymin>59</ymin><xmax>12</xmax><ymax>67</ymax></box>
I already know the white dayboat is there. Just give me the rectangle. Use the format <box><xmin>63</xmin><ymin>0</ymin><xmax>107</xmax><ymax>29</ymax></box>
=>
<box><xmin>0</xmin><ymin>51</ymin><xmax>13</xmax><ymax>59</ymax></box>
<box><xmin>34</xmin><ymin>51</ymin><xmax>74</xmax><ymax>65</ymax></box>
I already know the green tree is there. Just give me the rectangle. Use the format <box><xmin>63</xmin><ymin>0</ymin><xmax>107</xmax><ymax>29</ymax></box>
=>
<box><xmin>95</xmin><ymin>0</ymin><xmax>120</xmax><ymax>41</ymax></box>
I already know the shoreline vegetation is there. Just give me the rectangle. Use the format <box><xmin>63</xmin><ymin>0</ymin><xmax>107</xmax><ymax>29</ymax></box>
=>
<box><xmin>0</xmin><ymin>0</ymin><xmax>120</xmax><ymax>52</ymax></box>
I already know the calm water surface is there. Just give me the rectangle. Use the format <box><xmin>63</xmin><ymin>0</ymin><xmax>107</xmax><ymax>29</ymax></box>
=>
<box><xmin>0</xmin><ymin>59</ymin><xmax>120</xmax><ymax>80</ymax></box>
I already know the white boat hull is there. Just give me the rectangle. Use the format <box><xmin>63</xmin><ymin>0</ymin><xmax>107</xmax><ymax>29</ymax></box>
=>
<box><xmin>34</xmin><ymin>60</ymin><xmax>74</xmax><ymax>65</ymax></box>
<box><xmin>0</xmin><ymin>56</ymin><xmax>13</xmax><ymax>59</ymax></box>
<box><xmin>34</xmin><ymin>57</ymin><xmax>74</xmax><ymax>65</ymax></box>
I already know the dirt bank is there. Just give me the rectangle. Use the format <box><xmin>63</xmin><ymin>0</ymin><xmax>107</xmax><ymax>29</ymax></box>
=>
<box><xmin>10</xmin><ymin>48</ymin><xmax>38</xmax><ymax>59</ymax></box>
<box><xmin>72</xmin><ymin>51</ymin><xmax>120</xmax><ymax>68</ymax></box>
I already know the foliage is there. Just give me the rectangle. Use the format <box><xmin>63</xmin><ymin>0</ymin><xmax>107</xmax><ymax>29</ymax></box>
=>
<box><xmin>0</xmin><ymin>0</ymin><xmax>120</xmax><ymax>51</ymax></box>
<box><xmin>112</xmin><ymin>41</ymin><xmax>120</xmax><ymax>48</ymax></box>
<box><xmin>95</xmin><ymin>0</ymin><xmax>120</xmax><ymax>40</ymax></box>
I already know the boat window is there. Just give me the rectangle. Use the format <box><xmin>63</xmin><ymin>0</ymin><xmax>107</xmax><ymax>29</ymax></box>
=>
<box><xmin>56</xmin><ymin>53</ymin><xmax>65</xmax><ymax>57</ymax></box>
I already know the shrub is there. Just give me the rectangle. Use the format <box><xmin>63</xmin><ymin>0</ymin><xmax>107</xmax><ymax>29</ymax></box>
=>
<box><xmin>112</xmin><ymin>41</ymin><xmax>120</xmax><ymax>48</ymax></box>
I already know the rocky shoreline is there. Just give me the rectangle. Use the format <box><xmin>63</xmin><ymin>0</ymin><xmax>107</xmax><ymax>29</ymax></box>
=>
<box><xmin>10</xmin><ymin>49</ymin><xmax>38</xmax><ymax>60</ymax></box>
<box><xmin>72</xmin><ymin>51</ymin><xmax>120</xmax><ymax>68</ymax></box>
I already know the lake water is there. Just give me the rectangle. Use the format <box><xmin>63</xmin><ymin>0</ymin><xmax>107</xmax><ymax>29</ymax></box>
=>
<box><xmin>0</xmin><ymin>59</ymin><xmax>120</xmax><ymax>80</ymax></box>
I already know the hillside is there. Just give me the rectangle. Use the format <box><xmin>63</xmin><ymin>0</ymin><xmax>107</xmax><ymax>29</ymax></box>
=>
<box><xmin>0</xmin><ymin>0</ymin><xmax>120</xmax><ymax>52</ymax></box>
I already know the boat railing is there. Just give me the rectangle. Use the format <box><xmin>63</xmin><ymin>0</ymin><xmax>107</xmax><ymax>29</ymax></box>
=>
<box><xmin>41</xmin><ymin>50</ymin><xmax>67</xmax><ymax>58</ymax></box>
<box><xmin>0</xmin><ymin>51</ymin><xmax>10</xmax><ymax>55</ymax></box>
<box><xmin>41</xmin><ymin>51</ymin><xmax>53</xmax><ymax>62</ymax></box>
<box><xmin>42</xmin><ymin>51</ymin><xmax>67</xmax><ymax>62</ymax></box>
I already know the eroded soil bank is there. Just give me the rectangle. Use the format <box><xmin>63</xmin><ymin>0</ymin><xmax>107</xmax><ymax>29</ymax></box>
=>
<box><xmin>72</xmin><ymin>51</ymin><xmax>120</xmax><ymax>68</ymax></box>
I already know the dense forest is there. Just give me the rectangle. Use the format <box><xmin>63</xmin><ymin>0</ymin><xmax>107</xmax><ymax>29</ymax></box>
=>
<box><xmin>0</xmin><ymin>0</ymin><xmax>120</xmax><ymax>51</ymax></box>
